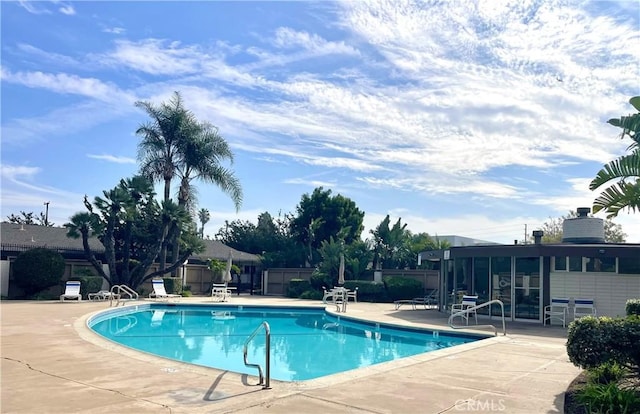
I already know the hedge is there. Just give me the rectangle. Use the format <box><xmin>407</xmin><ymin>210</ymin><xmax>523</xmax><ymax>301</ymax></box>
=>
<box><xmin>567</xmin><ymin>316</ymin><xmax>640</xmax><ymax>371</ymax></box>
<box><xmin>383</xmin><ymin>276</ymin><xmax>423</xmax><ymax>301</ymax></box>
<box><xmin>69</xmin><ymin>276</ymin><xmax>104</xmax><ymax>299</ymax></box>
<box><xmin>626</xmin><ymin>299</ymin><xmax>640</xmax><ymax>317</ymax></box>
<box><xmin>287</xmin><ymin>279</ymin><xmax>311</xmax><ymax>298</ymax></box>
<box><xmin>161</xmin><ymin>277</ymin><xmax>182</xmax><ymax>294</ymax></box>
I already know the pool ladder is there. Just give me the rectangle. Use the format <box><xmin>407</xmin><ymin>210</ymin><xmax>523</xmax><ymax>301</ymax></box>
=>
<box><xmin>109</xmin><ymin>285</ymin><xmax>139</xmax><ymax>307</ymax></box>
<box><xmin>243</xmin><ymin>321</ymin><xmax>271</xmax><ymax>389</ymax></box>
<box><xmin>448</xmin><ymin>299</ymin><xmax>507</xmax><ymax>336</ymax></box>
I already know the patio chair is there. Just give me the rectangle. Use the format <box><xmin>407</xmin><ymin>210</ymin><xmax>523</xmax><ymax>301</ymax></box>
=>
<box><xmin>148</xmin><ymin>279</ymin><xmax>181</xmax><ymax>301</ymax></box>
<box><xmin>450</xmin><ymin>295</ymin><xmax>478</xmax><ymax>325</ymax></box>
<box><xmin>88</xmin><ymin>290</ymin><xmax>115</xmax><ymax>301</ymax></box>
<box><xmin>544</xmin><ymin>297</ymin><xmax>570</xmax><ymax>327</ymax></box>
<box><xmin>346</xmin><ymin>287</ymin><xmax>358</xmax><ymax>303</ymax></box>
<box><xmin>60</xmin><ymin>281</ymin><xmax>82</xmax><ymax>302</ymax></box>
<box><xmin>211</xmin><ymin>283</ymin><xmax>231</xmax><ymax>302</ymax></box>
<box><xmin>573</xmin><ymin>298</ymin><xmax>596</xmax><ymax>320</ymax></box>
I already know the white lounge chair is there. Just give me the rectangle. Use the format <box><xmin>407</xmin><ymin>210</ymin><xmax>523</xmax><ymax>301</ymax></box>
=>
<box><xmin>451</xmin><ymin>295</ymin><xmax>478</xmax><ymax>325</ymax></box>
<box><xmin>88</xmin><ymin>290</ymin><xmax>115</xmax><ymax>301</ymax></box>
<box><xmin>573</xmin><ymin>298</ymin><xmax>596</xmax><ymax>320</ymax></box>
<box><xmin>544</xmin><ymin>297</ymin><xmax>570</xmax><ymax>327</ymax></box>
<box><xmin>211</xmin><ymin>283</ymin><xmax>231</xmax><ymax>302</ymax></box>
<box><xmin>60</xmin><ymin>281</ymin><xmax>82</xmax><ymax>302</ymax></box>
<box><xmin>394</xmin><ymin>289</ymin><xmax>439</xmax><ymax>310</ymax></box>
<box><xmin>148</xmin><ymin>279</ymin><xmax>181</xmax><ymax>301</ymax></box>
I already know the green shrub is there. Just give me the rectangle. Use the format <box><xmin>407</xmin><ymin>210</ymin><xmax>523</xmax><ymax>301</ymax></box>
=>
<box><xmin>588</xmin><ymin>362</ymin><xmax>627</xmax><ymax>385</ymax></box>
<box><xmin>577</xmin><ymin>382</ymin><xmax>640</xmax><ymax>414</ymax></box>
<box><xmin>626</xmin><ymin>299</ymin><xmax>640</xmax><ymax>317</ymax></box>
<box><xmin>287</xmin><ymin>279</ymin><xmax>311</xmax><ymax>298</ymax></box>
<box><xmin>567</xmin><ymin>316</ymin><xmax>640</xmax><ymax>371</ymax></box>
<box><xmin>344</xmin><ymin>281</ymin><xmax>387</xmax><ymax>302</ymax></box>
<box><xmin>161</xmin><ymin>277</ymin><xmax>182</xmax><ymax>294</ymax></box>
<box><xmin>73</xmin><ymin>276</ymin><xmax>104</xmax><ymax>299</ymax></box>
<box><xmin>299</xmin><ymin>290</ymin><xmax>323</xmax><ymax>300</ymax></box>
<box><xmin>181</xmin><ymin>290</ymin><xmax>192</xmax><ymax>297</ymax></box>
<box><xmin>13</xmin><ymin>248</ymin><xmax>66</xmax><ymax>297</ymax></box>
<box><xmin>383</xmin><ymin>276</ymin><xmax>423</xmax><ymax>301</ymax></box>
<box><xmin>309</xmin><ymin>273</ymin><xmax>334</xmax><ymax>291</ymax></box>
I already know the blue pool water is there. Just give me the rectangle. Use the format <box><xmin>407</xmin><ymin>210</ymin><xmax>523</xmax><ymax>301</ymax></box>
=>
<box><xmin>88</xmin><ymin>304</ymin><xmax>483</xmax><ymax>381</ymax></box>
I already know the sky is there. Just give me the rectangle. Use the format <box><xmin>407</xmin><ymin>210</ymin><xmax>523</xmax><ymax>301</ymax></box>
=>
<box><xmin>2</xmin><ymin>0</ymin><xmax>640</xmax><ymax>245</ymax></box>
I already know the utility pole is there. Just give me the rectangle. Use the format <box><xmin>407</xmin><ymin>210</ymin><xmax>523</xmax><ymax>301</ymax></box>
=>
<box><xmin>44</xmin><ymin>201</ymin><xmax>50</xmax><ymax>226</ymax></box>
<box><xmin>524</xmin><ymin>224</ymin><xmax>527</xmax><ymax>244</ymax></box>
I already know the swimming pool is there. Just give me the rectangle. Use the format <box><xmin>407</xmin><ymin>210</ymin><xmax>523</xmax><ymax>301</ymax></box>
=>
<box><xmin>88</xmin><ymin>304</ymin><xmax>484</xmax><ymax>381</ymax></box>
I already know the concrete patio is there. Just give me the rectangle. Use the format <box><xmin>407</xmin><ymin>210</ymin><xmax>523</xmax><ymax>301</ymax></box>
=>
<box><xmin>1</xmin><ymin>296</ymin><xmax>581</xmax><ymax>413</ymax></box>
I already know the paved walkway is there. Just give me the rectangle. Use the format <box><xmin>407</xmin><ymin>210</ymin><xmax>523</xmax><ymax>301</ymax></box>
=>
<box><xmin>1</xmin><ymin>296</ymin><xmax>580</xmax><ymax>413</ymax></box>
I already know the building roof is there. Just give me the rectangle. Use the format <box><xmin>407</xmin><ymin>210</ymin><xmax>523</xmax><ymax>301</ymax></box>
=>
<box><xmin>419</xmin><ymin>241</ymin><xmax>640</xmax><ymax>261</ymax></box>
<box><xmin>1</xmin><ymin>222</ymin><xmax>104</xmax><ymax>253</ymax></box>
<box><xmin>0</xmin><ymin>222</ymin><xmax>260</xmax><ymax>263</ymax></box>
<box><xmin>193</xmin><ymin>239</ymin><xmax>261</xmax><ymax>263</ymax></box>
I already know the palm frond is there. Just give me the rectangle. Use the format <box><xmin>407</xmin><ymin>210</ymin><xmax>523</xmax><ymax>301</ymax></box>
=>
<box><xmin>592</xmin><ymin>179</ymin><xmax>640</xmax><ymax>218</ymax></box>
<box><xmin>589</xmin><ymin>153</ymin><xmax>640</xmax><ymax>190</ymax></box>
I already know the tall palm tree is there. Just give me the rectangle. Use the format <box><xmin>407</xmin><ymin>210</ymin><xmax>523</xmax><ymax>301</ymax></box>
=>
<box><xmin>170</xmin><ymin>121</ymin><xmax>243</xmax><ymax>266</ymax></box>
<box><xmin>198</xmin><ymin>208</ymin><xmax>211</xmax><ymax>238</ymax></box>
<box><xmin>135</xmin><ymin>91</ymin><xmax>243</xmax><ymax>273</ymax></box>
<box><xmin>590</xmin><ymin>96</ymin><xmax>640</xmax><ymax>218</ymax></box>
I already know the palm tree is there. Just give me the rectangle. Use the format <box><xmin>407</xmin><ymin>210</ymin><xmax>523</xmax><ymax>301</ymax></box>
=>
<box><xmin>135</xmin><ymin>91</ymin><xmax>243</xmax><ymax>273</ymax></box>
<box><xmin>590</xmin><ymin>96</ymin><xmax>640</xmax><ymax>218</ymax></box>
<box><xmin>198</xmin><ymin>208</ymin><xmax>211</xmax><ymax>238</ymax></box>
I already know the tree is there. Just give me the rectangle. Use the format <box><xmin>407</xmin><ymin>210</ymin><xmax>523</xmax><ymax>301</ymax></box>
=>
<box><xmin>5</xmin><ymin>211</ymin><xmax>54</xmax><ymax>226</ymax></box>
<box><xmin>198</xmin><ymin>208</ymin><xmax>210</xmax><ymax>238</ymax></box>
<box><xmin>369</xmin><ymin>215</ymin><xmax>413</xmax><ymax>270</ymax></box>
<box><xmin>215</xmin><ymin>211</ymin><xmax>306</xmax><ymax>268</ymax></box>
<box><xmin>590</xmin><ymin>96</ymin><xmax>640</xmax><ymax>218</ymax></box>
<box><xmin>65</xmin><ymin>176</ymin><xmax>204</xmax><ymax>289</ymax></box>
<box><xmin>535</xmin><ymin>211</ymin><xmax>626</xmax><ymax>243</ymax></box>
<box><xmin>290</xmin><ymin>187</ymin><xmax>364</xmax><ymax>267</ymax></box>
<box><xmin>135</xmin><ymin>91</ymin><xmax>243</xmax><ymax>273</ymax></box>
<box><xmin>13</xmin><ymin>248</ymin><xmax>65</xmax><ymax>297</ymax></box>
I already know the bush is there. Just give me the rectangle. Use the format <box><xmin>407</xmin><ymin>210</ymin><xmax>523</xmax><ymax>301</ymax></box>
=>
<box><xmin>344</xmin><ymin>281</ymin><xmax>387</xmax><ymax>302</ymax></box>
<box><xmin>567</xmin><ymin>316</ymin><xmax>640</xmax><ymax>371</ymax></box>
<box><xmin>287</xmin><ymin>279</ymin><xmax>311</xmax><ymax>298</ymax></box>
<box><xmin>73</xmin><ymin>276</ymin><xmax>104</xmax><ymax>299</ymax></box>
<box><xmin>588</xmin><ymin>362</ymin><xmax>627</xmax><ymax>385</ymax></box>
<box><xmin>299</xmin><ymin>290</ymin><xmax>323</xmax><ymax>300</ymax></box>
<box><xmin>383</xmin><ymin>276</ymin><xmax>423</xmax><ymax>301</ymax></box>
<box><xmin>161</xmin><ymin>277</ymin><xmax>182</xmax><ymax>294</ymax></box>
<box><xmin>626</xmin><ymin>299</ymin><xmax>640</xmax><ymax>317</ymax></box>
<box><xmin>577</xmin><ymin>382</ymin><xmax>640</xmax><ymax>414</ymax></box>
<box><xmin>13</xmin><ymin>248</ymin><xmax>66</xmax><ymax>297</ymax></box>
<box><xmin>309</xmin><ymin>273</ymin><xmax>334</xmax><ymax>291</ymax></box>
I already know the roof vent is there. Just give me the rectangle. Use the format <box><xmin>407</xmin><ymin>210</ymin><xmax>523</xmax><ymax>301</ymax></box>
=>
<box><xmin>562</xmin><ymin>207</ymin><xmax>605</xmax><ymax>244</ymax></box>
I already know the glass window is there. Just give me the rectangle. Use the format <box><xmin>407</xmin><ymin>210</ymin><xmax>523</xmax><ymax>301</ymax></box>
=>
<box><xmin>569</xmin><ymin>256</ymin><xmax>582</xmax><ymax>272</ymax></box>
<box><xmin>586</xmin><ymin>257</ymin><xmax>616</xmax><ymax>272</ymax></box>
<box><xmin>553</xmin><ymin>256</ymin><xmax>567</xmax><ymax>271</ymax></box>
<box><xmin>619</xmin><ymin>257</ymin><xmax>640</xmax><ymax>274</ymax></box>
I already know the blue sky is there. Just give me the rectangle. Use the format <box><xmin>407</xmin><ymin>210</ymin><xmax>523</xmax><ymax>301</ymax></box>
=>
<box><xmin>2</xmin><ymin>0</ymin><xmax>640</xmax><ymax>244</ymax></box>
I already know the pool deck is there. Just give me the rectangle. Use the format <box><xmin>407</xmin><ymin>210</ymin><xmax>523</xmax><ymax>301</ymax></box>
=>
<box><xmin>1</xmin><ymin>296</ymin><xmax>580</xmax><ymax>413</ymax></box>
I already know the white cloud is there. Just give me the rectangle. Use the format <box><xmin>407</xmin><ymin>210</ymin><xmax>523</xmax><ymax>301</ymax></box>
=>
<box><xmin>87</xmin><ymin>154</ymin><xmax>136</xmax><ymax>164</ymax></box>
<box><xmin>104</xmin><ymin>39</ymin><xmax>204</xmax><ymax>75</ymax></box>
<box><xmin>18</xmin><ymin>0</ymin><xmax>51</xmax><ymax>14</ymax></box>
<box><xmin>102</xmin><ymin>26</ymin><xmax>125</xmax><ymax>35</ymax></box>
<box><xmin>58</xmin><ymin>4</ymin><xmax>75</xmax><ymax>15</ymax></box>
<box><xmin>1</xmin><ymin>68</ymin><xmax>135</xmax><ymax>103</ymax></box>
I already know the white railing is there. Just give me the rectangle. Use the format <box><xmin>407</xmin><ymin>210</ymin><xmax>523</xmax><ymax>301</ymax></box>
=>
<box><xmin>109</xmin><ymin>285</ymin><xmax>139</xmax><ymax>307</ymax></box>
<box><xmin>243</xmin><ymin>321</ymin><xmax>271</xmax><ymax>389</ymax></box>
<box><xmin>448</xmin><ymin>299</ymin><xmax>506</xmax><ymax>336</ymax></box>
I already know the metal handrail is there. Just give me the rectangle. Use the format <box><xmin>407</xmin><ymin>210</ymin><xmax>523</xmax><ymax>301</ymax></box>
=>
<box><xmin>448</xmin><ymin>299</ymin><xmax>506</xmax><ymax>336</ymax></box>
<box><xmin>109</xmin><ymin>285</ymin><xmax>139</xmax><ymax>307</ymax></box>
<box><xmin>243</xmin><ymin>321</ymin><xmax>271</xmax><ymax>389</ymax></box>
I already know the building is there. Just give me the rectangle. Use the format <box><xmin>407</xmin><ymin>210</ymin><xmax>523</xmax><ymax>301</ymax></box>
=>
<box><xmin>419</xmin><ymin>208</ymin><xmax>640</xmax><ymax>322</ymax></box>
<box><xmin>0</xmin><ymin>222</ymin><xmax>261</xmax><ymax>297</ymax></box>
